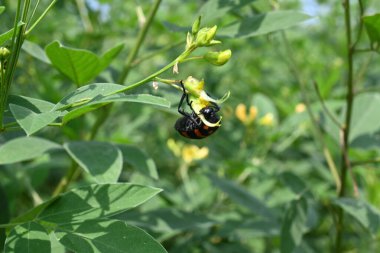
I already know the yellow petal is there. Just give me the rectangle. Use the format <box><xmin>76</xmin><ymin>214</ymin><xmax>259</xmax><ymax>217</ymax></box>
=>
<box><xmin>259</xmin><ymin>113</ymin><xmax>274</xmax><ymax>126</ymax></box>
<box><xmin>235</xmin><ymin>104</ymin><xmax>247</xmax><ymax>123</ymax></box>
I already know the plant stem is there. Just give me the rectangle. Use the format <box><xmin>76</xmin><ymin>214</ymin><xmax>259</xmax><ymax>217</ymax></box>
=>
<box><xmin>53</xmin><ymin>0</ymin><xmax>164</xmax><ymax>197</ymax></box>
<box><xmin>336</xmin><ymin>0</ymin><xmax>355</xmax><ymax>251</ymax></box>
<box><xmin>75</xmin><ymin>0</ymin><xmax>93</xmax><ymax>33</ymax></box>
<box><xmin>25</xmin><ymin>0</ymin><xmax>58</xmax><ymax>35</ymax></box>
<box><xmin>118</xmin><ymin>0</ymin><xmax>162</xmax><ymax>84</ymax></box>
<box><xmin>0</xmin><ymin>0</ymin><xmax>28</xmax><ymax>129</ymax></box>
<box><xmin>278</xmin><ymin>32</ymin><xmax>341</xmax><ymax>192</ymax></box>
<box><xmin>109</xmin><ymin>49</ymin><xmax>192</xmax><ymax>95</ymax></box>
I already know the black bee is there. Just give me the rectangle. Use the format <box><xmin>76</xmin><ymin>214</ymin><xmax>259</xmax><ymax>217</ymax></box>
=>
<box><xmin>174</xmin><ymin>81</ymin><xmax>220</xmax><ymax>139</ymax></box>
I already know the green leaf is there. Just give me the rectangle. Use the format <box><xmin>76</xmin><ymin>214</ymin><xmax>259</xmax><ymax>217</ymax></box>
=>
<box><xmin>0</xmin><ymin>6</ymin><xmax>5</xmax><ymax>15</ymax></box>
<box><xmin>333</xmin><ymin>198</ymin><xmax>380</xmax><ymax>235</ymax></box>
<box><xmin>54</xmin><ymin>83</ymin><xmax>125</xmax><ymax>110</ymax></box>
<box><xmin>9</xmin><ymin>104</ymin><xmax>62</xmax><ymax>135</ymax></box>
<box><xmin>45</xmin><ymin>41</ymin><xmax>123</xmax><ymax>85</ymax></box>
<box><xmin>0</xmin><ymin>29</ymin><xmax>15</xmax><ymax>46</ymax></box>
<box><xmin>363</xmin><ymin>13</ymin><xmax>380</xmax><ymax>49</ymax></box>
<box><xmin>55</xmin><ymin>219</ymin><xmax>167</xmax><ymax>253</ymax></box>
<box><xmin>38</xmin><ymin>183</ymin><xmax>162</xmax><ymax>224</ymax></box>
<box><xmin>50</xmin><ymin>232</ymin><xmax>66</xmax><ymax>253</ymax></box>
<box><xmin>0</xmin><ymin>137</ymin><xmax>61</xmax><ymax>164</ymax></box>
<box><xmin>197</xmin><ymin>0</ymin><xmax>254</xmax><ymax>24</ymax></box>
<box><xmin>60</xmin><ymin>92</ymin><xmax>170</xmax><ymax>124</ymax></box>
<box><xmin>116</xmin><ymin>208</ymin><xmax>215</xmax><ymax>233</ymax></box>
<box><xmin>253</xmin><ymin>93</ymin><xmax>278</xmax><ymax>123</ymax></box>
<box><xmin>22</xmin><ymin>40</ymin><xmax>51</xmax><ymax>64</ymax></box>
<box><xmin>8</xmin><ymin>95</ymin><xmax>56</xmax><ymax>113</ymax></box>
<box><xmin>64</xmin><ymin>141</ymin><xmax>123</xmax><ymax>183</ymax></box>
<box><xmin>99</xmin><ymin>43</ymin><xmax>124</xmax><ymax>70</ymax></box>
<box><xmin>350</xmin><ymin>93</ymin><xmax>380</xmax><ymax>149</ymax></box>
<box><xmin>118</xmin><ymin>144</ymin><xmax>159</xmax><ymax>180</ymax></box>
<box><xmin>280</xmin><ymin>197</ymin><xmax>308</xmax><ymax>253</ymax></box>
<box><xmin>207</xmin><ymin>173</ymin><xmax>275</xmax><ymax>220</ymax></box>
<box><xmin>219</xmin><ymin>10</ymin><xmax>312</xmax><ymax>38</ymax></box>
<box><xmin>4</xmin><ymin>222</ymin><xmax>50</xmax><ymax>253</ymax></box>
<box><xmin>0</xmin><ymin>22</ymin><xmax>24</xmax><ymax>46</ymax></box>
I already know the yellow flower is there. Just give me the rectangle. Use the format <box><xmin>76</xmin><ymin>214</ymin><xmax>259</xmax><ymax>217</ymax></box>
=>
<box><xmin>259</xmin><ymin>113</ymin><xmax>274</xmax><ymax>126</ymax></box>
<box><xmin>181</xmin><ymin>76</ymin><xmax>229</xmax><ymax>128</ymax></box>
<box><xmin>167</xmin><ymin>138</ymin><xmax>209</xmax><ymax>164</ymax></box>
<box><xmin>235</xmin><ymin>103</ymin><xmax>257</xmax><ymax>125</ymax></box>
<box><xmin>167</xmin><ymin>138</ymin><xmax>182</xmax><ymax>157</ymax></box>
<box><xmin>182</xmin><ymin>145</ymin><xmax>209</xmax><ymax>164</ymax></box>
<box><xmin>295</xmin><ymin>103</ymin><xmax>306</xmax><ymax>113</ymax></box>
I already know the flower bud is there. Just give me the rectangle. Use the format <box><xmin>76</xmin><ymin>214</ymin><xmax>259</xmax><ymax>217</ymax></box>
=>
<box><xmin>204</xmin><ymin>49</ymin><xmax>232</xmax><ymax>66</ymax></box>
<box><xmin>182</xmin><ymin>76</ymin><xmax>204</xmax><ymax>96</ymax></box>
<box><xmin>192</xmin><ymin>16</ymin><xmax>201</xmax><ymax>35</ymax></box>
<box><xmin>194</xmin><ymin>25</ymin><xmax>218</xmax><ymax>47</ymax></box>
<box><xmin>0</xmin><ymin>47</ymin><xmax>10</xmax><ymax>60</ymax></box>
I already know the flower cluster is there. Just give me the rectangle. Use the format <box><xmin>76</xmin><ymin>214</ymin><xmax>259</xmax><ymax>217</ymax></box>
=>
<box><xmin>235</xmin><ymin>103</ymin><xmax>275</xmax><ymax>127</ymax></box>
<box><xmin>167</xmin><ymin>138</ymin><xmax>209</xmax><ymax>164</ymax></box>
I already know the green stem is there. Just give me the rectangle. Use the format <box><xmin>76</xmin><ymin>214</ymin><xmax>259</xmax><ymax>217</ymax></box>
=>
<box><xmin>118</xmin><ymin>0</ymin><xmax>162</xmax><ymax>84</ymax></box>
<box><xmin>131</xmin><ymin>39</ymin><xmax>184</xmax><ymax>67</ymax></box>
<box><xmin>53</xmin><ymin>0</ymin><xmax>165</xmax><ymax>197</ymax></box>
<box><xmin>0</xmin><ymin>0</ymin><xmax>27</xmax><ymax>128</ymax></box>
<box><xmin>109</xmin><ymin>49</ymin><xmax>192</xmax><ymax>95</ymax></box>
<box><xmin>336</xmin><ymin>0</ymin><xmax>355</xmax><ymax>251</ymax></box>
<box><xmin>25</xmin><ymin>0</ymin><xmax>58</xmax><ymax>35</ymax></box>
<box><xmin>75</xmin><ymin>0</ymin><xmax>93</xmax><ymax>33</ymax></box>
<box><xmin>279</xmin><ymin>31</ymin><xmax>341</xmax><ymax>192</ymax></box>
<box><xmin>312</xmin><ymin>81</ymin><xmax>343</xmax><ymax>128</ymax></box>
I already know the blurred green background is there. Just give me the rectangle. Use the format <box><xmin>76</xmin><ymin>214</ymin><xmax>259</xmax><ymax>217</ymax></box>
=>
<box><xmin>1</xmin><ymin>0</ymin><xmax>380</xmax><ymax>252</ymax></box>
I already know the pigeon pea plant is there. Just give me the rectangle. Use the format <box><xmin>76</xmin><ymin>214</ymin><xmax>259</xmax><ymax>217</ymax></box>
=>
<box><xmin>0</xmin><ymin>1</ymin><xmax>232</xmax><ymax>252</ymax></box>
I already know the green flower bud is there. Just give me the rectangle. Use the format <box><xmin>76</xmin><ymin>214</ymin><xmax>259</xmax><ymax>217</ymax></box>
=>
<box><xmin>194</xmin><ymin>25</ymin><xmax>218</xmax><ymax>47</ymax></box>
<box><xmin>192</xmin><ymin>16</ymin><xmax>201</xmax><ymax>35</ymax></box>
<box><xmin>183</xmin><ymin>76</ymin><xmax>204</xmax><ymax>96</ymax></box>
<box><xmin>0</xmin><ymin>47</ymin><xmax>10</xmax><ymax>60</ymax></box>
<box><xmin>204</xmin><ymin>49</ymin><xmax>232</xmax><ymax>66</ymax></box>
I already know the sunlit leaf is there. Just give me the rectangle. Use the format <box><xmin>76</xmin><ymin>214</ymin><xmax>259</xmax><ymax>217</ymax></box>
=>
<box><xmin>219</xmin><ymin>10</ymin><xmax>312</xmax><ymax>38</ymax></box>
<box><xmin>197</xmin><ymin>0</ymin><xmax>254</xmax><ymax>24</ymax></box>
<box><xmin>8</xmin><ymin>95</ymin><xmax>56</xmax><ymax>113</ymax></box>
<box><xmin>45</xmin><ymin>41</ymin><xmax>123</xmax><ymax>85</ymax></box>
<box><xmin>64</xmin><ymin>141</ymin><xmax>123</xmax><ymax>183</ymax></box>
<box><xmin>54</xmin><ymin>83</ymin><xmax>125</xmax><ymax>110</ymax></box>
<box><xmin>60</xmin><ymin>93</ymin><xmax>170</xmax><ymax>124</ymax></box>
<box><xmin>4</xmin><ymin>222</ymin><xmax>50</xmax><ymax>253</ymax></box>
<box><xmin>363</xmin><ymin>13</ymin><xmax>380</xmax><ymax>49</ymax></box>
<box><xmin>22</xmin><ymin>40</ymin><xmax>51</xmax><ymax>64</ymax></box>
<box><xmin>55</xmin><ymin>219</ymin><xmax>168</xmax><ymax>253</ymax></box>
<box><xmin>0</xmin><ymin>137</ymin><xmax>61</xmax><ymax>164</ymax></box>
<box><xmin>349</xmin><ymin>93</ymin><xmax>380</xmax><ymax>151</ymax></box>
<box><xmin>116</xmin><ymin>208</ymin><xmax>215</xmax><ymax>233</ymax></box>
<box><xmin>9</xmin><ymin>104</ymin><xmax>62</xmax><ymax>135</ymax></box>
<box><xmin>38</xmin><ymin>183</ymin><xmax>162</xmax><ymax>224</ymax></box>
<box><xmin>333</xmin><ymin>198</ymin><xmax>380</xmax><ymax>235</ymax></box>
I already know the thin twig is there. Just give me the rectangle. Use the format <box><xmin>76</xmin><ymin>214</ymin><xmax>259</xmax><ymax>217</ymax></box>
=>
<box><xmin>313</xmin><ymin>80</ymin><xmax>343</xmax><ymax>129</ymax></box>
<box><xmin>336</xmin><ymin>0</ymin><xmax>356</xmax><ymax>251</ymax></box>
<box><xmin>351</xmin><ymin>158</ymin><xmax>380</xmax><ymax>167</ymax></box>
<box><xmin>75</xmin><ymin>0</ymin><xmax>94</xmax><ymax>33</ymax></box>
<box><xmin>278</xmin><ymin>32</ymin><xmax>341</xmax><ymax>193</ymax></box>
<box><xmin>118</xmin><ymin>0</ymin><xmax>162</xmax><ymax>84</ymax></box>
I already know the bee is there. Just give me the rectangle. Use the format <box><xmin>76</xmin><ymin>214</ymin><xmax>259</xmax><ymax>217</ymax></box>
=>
<box><xmin>174</xmin><ymin>81</ymin><xmax>220</xmax><ymax>139</ymax></box>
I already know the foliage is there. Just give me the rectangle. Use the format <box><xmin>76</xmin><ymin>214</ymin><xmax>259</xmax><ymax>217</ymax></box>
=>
<box><xmin>0</xmin><ymin>0</ymin><xmax>380</xmax><ymax>252</ymax></box>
